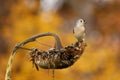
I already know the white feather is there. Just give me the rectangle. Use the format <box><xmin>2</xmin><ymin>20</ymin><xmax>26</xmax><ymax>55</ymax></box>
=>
<box><xmin>73</xmin><ymin>19</ymin><xmax>85</xmax><ymax>42</ymax></box>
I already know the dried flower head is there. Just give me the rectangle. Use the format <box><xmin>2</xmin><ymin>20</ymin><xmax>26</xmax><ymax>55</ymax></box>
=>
<box><xmin>29</xmin><ymin>42</ymin><xmax>86</xmax><ymax>70</ymax></box>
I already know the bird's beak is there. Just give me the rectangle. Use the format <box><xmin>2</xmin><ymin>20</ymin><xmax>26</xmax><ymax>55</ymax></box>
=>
<box><xmin>84</xmin><ymin>20</ymin><xmax>87</xmax><ymax>24</ymax></box>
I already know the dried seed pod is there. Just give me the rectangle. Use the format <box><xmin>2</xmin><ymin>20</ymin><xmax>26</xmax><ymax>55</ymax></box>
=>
<box><xmin>29</xmin><ymin>42</ymin><xmax>87</xmax><ymax>70</ymax></box>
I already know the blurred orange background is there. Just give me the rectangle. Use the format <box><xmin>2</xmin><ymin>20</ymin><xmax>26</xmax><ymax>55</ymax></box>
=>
<box><xmin>0</xmin><ymin>0</ymin><xmax>120</xmax><ymax>80</ymax></box>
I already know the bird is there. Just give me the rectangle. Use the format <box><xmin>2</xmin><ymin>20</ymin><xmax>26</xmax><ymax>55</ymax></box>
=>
<box><xmin>73</xmin><ymin>19</ymin><xmax>86</xmax><ymax>42</ymax></box>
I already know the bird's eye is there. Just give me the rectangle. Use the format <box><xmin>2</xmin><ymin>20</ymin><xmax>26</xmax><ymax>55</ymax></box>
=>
<box><xmin>80</xmin><ymin>20</ymin><xmax>83</xmax><ymax>23</ymax></box>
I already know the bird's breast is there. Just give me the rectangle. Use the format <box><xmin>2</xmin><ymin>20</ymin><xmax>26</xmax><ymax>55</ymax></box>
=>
<box><xmin>74</xmin><ymin>26</ymin><xmax>85</xmax><ymax>37</ymax></box>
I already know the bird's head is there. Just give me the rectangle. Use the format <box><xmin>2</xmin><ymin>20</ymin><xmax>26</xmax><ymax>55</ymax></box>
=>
<box><xmin>76</xmin><ymin>19</ymin><xmax>86</xmax><ymax>27</ymax></box>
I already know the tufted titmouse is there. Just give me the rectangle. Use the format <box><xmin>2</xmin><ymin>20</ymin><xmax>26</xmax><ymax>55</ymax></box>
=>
<box><xmin>73</xmin><ymin>19</ymin><xmax>86</xmax><ymax>42</ymax></box>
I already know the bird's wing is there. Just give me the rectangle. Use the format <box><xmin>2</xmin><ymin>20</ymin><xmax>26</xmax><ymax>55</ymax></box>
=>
<box><xmin>84</xmin><ymin>27</ymin><xmax>86</xmax><ymax>34</ymax></box>
<box><xmin>73</xmin><ymin>28</ymin><xmax>74</xmax><ymax>34</ymax></box>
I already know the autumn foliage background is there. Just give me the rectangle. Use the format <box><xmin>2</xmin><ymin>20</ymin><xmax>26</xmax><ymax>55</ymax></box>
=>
<box><xmin>0</xmin><ymin>0</ymin><xmax>120</xmax><ymax>80</ymax></box>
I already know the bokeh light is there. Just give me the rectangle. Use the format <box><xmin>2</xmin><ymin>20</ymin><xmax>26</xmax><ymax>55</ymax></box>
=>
<box><xmin>0</xmin><ymin>0</ymin><xmax>120</xmax><ymax>80</ymax></box>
